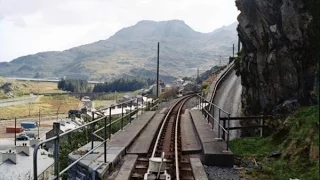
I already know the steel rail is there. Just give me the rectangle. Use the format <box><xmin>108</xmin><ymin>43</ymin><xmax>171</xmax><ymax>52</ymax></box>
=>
<box><xmin>151</xmin><ymin>96</ymin><xmax>192</xmax><ymax>158</ymax></box>
<box><xmin>174</xmin><ymin>97</ymin><xmax>191</xmax><ymax>180</ymax></box>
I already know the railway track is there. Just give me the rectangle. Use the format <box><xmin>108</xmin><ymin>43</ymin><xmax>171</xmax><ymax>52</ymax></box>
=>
<box><xmin>131</xmin><ymin>95</ymin><xmax>195</xmax><ymax>180</ymax></box>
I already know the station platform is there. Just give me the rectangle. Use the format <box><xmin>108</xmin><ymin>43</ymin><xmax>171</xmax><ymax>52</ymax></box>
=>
<box><xmin>181</xmin><ymin>109</ymin><xmax>202</xmax><ymax>153</ymax></box>
<box><xmin>127</xmin><ymin>113</ymin><xmax>165</xmax><ymax>155</ymax></box>
<box><xmin>189</xmin><ymin>109</ymin><xmax>233</xmax><ymax>167</ymax></box>
<box><xmin>115</xmin><ymin>154</ymin><xmax>138</xmax><ymax>180</ymax></box>
<box><xmin>190</xmin><ymin>158</ymin><xmax>208</xmax><ymax>180</ymax></box>
<box><xmin>68</xmin><ymin>111</ymin><xmax>156</xmax><ymax>179</ymax></box>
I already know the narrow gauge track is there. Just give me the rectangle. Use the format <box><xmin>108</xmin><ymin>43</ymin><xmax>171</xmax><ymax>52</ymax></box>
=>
<box><xmin>131</xmin><ymin>95</ymin><xmax>195</xmax><ymax>180</ymax></box>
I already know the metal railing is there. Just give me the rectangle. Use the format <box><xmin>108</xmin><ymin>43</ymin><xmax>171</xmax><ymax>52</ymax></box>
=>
<box><xmin>196</xmin><ymin>61</ymin><xmax>235</xmax><ymax>151</ymax></box>
<box><xmin>219</xmin><ymin>115</ymin><xmax>272</xmax><ymax>137</ymax></box>
<box><xmin>33</xmin><ymin>97</ymin><xmax>158</xmax><ymax>180</ymax></box>
<box><xmin>37</xmin><ymin>162</ymin><xmax>54</xmax><ymax>180</ymax></box>
<box><xmin>197</xmin><ymin>94</ymin><xmax>231</xmax><ymax>151</ymax></box>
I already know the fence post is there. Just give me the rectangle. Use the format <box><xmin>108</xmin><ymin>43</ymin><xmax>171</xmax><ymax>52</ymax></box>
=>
<box><xmin>130</xmin><ymin>101</ymin><xmax>132</xmax><ymax>123</ymax></box>
<box><xmin>218</xmin><ymin>109</ymin><xmax>221</xmax><ymax>138</ymax></box>
<box><xmin>227</xmin><ymin>114</ymin><xmax>230</xmax><ymax>151</ymax></box>
<box><xmin>141</xmin><ymin>98</ymin><xmax>143</xmax><ymax>114</ymax></box>
<box><xmin>91</xmin><ymin>112</ymin><xmax>94</xmax><ymax>150</ymax></box>
<box><xmin>222</xmin><ymin>118</ymin><xmax>226</xmax><ymax>140</ymax></box>
<box><xmin>200</xmin><ymin>95</ymin><xmax>202</xmax><ymax>113</ymax></box>
<box><xmin>109</xmin><ymin>107</ymin><xmax>112</xmax><ymax>139</ymax></box>
<box><xmin>151</xmin><ymin>100</ymin><xmax>154</xmax><ymax>110</ymax></box>
<box><xmin>136</xmin><ymin>98</ymin><xmax>139</xmax><ymax>119</ymax></box>
<box><xmin>53</xmin><ymin>122</ymin><xmax>60</xmax><ymax>179</ymax></box>
<box><xmin>211</xmin><ymin>107</ymin><xmax>214</xmax><ymax>130</ymax></box>
<box><xmin>104</xmin><ymin>116</ymin><xmax>107</xmax><ymax>163</ymax></box>
<box><xmin>206</xmin><ymin>102</ymin><xmax>210</xmax><ymax>124</ymax></box>
<box><xmin>260</xmin><ymin>115</ymin><xmax>264</xmax><ymax>137</ymax></box>
<box><xmin>121</xmin><ymin>104</ymin><xmax>124</xmax><ymax>130</ymax></box>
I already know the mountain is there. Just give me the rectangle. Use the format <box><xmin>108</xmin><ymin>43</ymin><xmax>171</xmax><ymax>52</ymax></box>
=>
<box><xmin>0</xmin><ymin>20</ymin><xmax>238</xmax><ymax>82</ymax></box>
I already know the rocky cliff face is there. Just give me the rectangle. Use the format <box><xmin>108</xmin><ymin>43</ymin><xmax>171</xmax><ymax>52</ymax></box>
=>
<box><xmin>235</xmin><ymin>0</ymin><xmax>319</xmax><ymax>115</ymax></box>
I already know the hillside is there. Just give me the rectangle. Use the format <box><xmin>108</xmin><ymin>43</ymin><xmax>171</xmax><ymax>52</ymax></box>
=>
<box><xmin>230</xmin><ymin>106</ymin><xmax>318</xmax><ymax>179</ymax></box>
<box><xmin>0</xmin><ymin>20</ymin><xmax>238</xmax><ymax>81</ymax></box>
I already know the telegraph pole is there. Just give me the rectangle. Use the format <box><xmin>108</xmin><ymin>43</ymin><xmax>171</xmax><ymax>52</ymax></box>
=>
<box><xmin>233</xmin><ymin>44</ymin><xmax>235</xmax><ymax>57</ymax></box>
<box><xmin>156</xmin><ymin>42</ymin><xmax>160</xmax><ymax>98</ymax></box>
<box><xmin>197</xmin><ymin>68</ymin><xmax>199</xmax><ymax>80</ymax></box>
<box><xmin>14</xmin><ymin>117</ymin><xmax>16</xmax><ymax>146</ymax></box>
<box><xmin>38</xmin><ymin>108</ymin><xmax>40</xmax><ymax>139</ymax></box>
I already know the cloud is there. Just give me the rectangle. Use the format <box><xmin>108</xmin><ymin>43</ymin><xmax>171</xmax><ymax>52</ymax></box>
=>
<box><xmin>0</xmin><ymin>0</ymin><xmax>240</xmax><ymax>62</ymax></box>
<box><xmin>13</xmin><ymin>17</ymin><xmax>27</xmax><ymax>28</ymax></box>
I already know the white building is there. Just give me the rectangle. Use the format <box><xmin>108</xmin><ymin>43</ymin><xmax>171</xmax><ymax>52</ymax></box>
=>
<box><xmin>0</xmin><ymin>145</ymin><xmax>54</xmax><ymax>180</ymax></box>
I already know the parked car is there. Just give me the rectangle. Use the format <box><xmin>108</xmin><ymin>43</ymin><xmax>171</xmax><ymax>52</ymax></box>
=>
<box><xmin>16</xmin><ymin>134</ymin><xmax>29</xmax><ymax>140</ymax></box>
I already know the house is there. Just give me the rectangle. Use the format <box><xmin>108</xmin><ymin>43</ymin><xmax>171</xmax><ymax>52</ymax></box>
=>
<box><xmin>44</xmin><ymin>120</ymin><xmax>79</xmax><ymax>149</ymax></box>
<box><xmin>0</xmin><ymin>147</ymin><xmax>54</xmax><ymax>179</ymax></box>
<box><xmin>116</xmin><ymin>94</ymin><xmax>133</xmax><ymax>104</ymax></box>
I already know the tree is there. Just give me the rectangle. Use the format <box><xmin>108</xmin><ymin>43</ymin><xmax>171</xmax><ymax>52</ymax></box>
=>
<box><xmin>92</xmin><ymin>78</ymin><xmax>154</xmax><ymax>92</ymax></box>
<box><xmin>57</xmin><ymin>79</ymin><xmax>90</xmax><ymax>93</ymax></box>
<box><xmin>52</xmin><ymin>96</ymin><xmax>66</xmax><ymax>120</ymax></box>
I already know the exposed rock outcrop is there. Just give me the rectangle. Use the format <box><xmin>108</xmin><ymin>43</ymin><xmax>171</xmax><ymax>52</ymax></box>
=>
<box><xmin>235</xmin><ymin>0</ymin><xmax>319</xmax><ymax>115</ymax></box>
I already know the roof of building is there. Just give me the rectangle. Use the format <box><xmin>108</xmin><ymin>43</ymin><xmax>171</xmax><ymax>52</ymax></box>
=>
<box><xmin>0</xmin><ymin>147</ymin><xmax>54</xmax><ymax>179</ymax></box>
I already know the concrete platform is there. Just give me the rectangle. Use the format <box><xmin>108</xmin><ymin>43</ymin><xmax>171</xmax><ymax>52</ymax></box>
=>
<box><xmin>127</xmin><ymin>113</ymin><xmax>165</xmax><ymax>154</ymax></box>
<box><xmin>189</xmin><ymin>110</ymin><xmax>233</xmax><ymax>167</ymax></box>
<box><xmin>108</xmin><ymin>111</ymin><xmax>156</xmax><ymax>147</ymax></box>
<box><xmin>181</xmin><ymin>109</ymin><xmax>201</xmax><ymax>153</ymax></box>
<box><xmin>190</xmin><ymin>158</ymin><xmax>208</xmax><ymax>180</ymax></box>
<box><xmin>68</xmin><ymin>111</ymin><xmax>156</xmax><ymax>179</ymax></box>
<box><xmin>115</xmin><ymin>155</ymin><xmax>138</xmax><ymax>180</ymax></box>
<box><xmin>159</xmin><ymin>107</ymin><xmax>168</xmax><ymax>114</ymax></box>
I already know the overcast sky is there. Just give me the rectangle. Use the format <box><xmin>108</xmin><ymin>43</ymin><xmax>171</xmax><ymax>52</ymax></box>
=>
<box><xmin>0</xmin><ymin>0</ymin><xmax>239</xmax><ymax>62</ymax></box>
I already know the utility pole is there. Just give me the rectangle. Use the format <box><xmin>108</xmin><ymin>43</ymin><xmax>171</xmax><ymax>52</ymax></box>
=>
<box><xmin>197</xmin><ymin>68</ymin><xmax>199</xmax><ymax>80</ymax></box>
<box><xmin>156</xmin><ymin>42</ymin><xmax>160</xmax><ymax>98</ymax></box>
<box><xmin>233</xmin><ymin>44</ymin><xmax>235</xmax><ymax>57</ymax></box>
<box><xmin>14</xmin><ymin>117</ymin><xmax>16</xmax><ymax>146</ymax></box>
<box><xmin>38</xmin><ymin>108</ymin><xmax>40</xmax><ymax>139</ymax></box>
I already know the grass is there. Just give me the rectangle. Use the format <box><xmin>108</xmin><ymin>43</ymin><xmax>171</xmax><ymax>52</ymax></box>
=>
<box><xmin>93</xmin><ymin>100</ymin><xmax>107</xmax><ymax>108</ymax></box>
<box><xmin>15</xmin><ymin>81</ymin><xmax>65</xmax><ymax>94</ymax></box>
<box><xmin>230</xmin><ymin>105</ymin><xmax>319</xmax><ymax>180</ymax></box>
<box><xmin>0</xmin><ymin>95</ymin><xmax>81</xmax><ymax>119</ymax></box>
<box><xmin>0</xmin><ymin>78</ymin><xmax>66</xmax><ymax>99</ymax></box>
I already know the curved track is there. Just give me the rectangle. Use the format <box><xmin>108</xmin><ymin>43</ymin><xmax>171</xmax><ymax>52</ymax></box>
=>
<box><xmin>131</xmin><ymin>95</ymin><xmax>194</xmax><ymax>180</ymax></box>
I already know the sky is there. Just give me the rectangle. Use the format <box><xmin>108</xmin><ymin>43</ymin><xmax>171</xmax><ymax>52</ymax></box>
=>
<box><xmin>0</xmin><ymin>0</ymin><xmax>239</xmax><ymax>62</ymax></box>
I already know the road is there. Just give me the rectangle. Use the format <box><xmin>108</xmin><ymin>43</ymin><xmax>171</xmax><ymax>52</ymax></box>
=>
<box><xmin>213</xmin><ymin>70</ymin><xmax>242</xmax><ymax>139</ymax></box>
<box><xmin>6</xmin><ymin>77</ymin><xmax>102</xmax><ymax>84</ymax></box>
<box><xmin>0</xmin><ymin>95</ymin><xmax>42</xmax><ymax>107</ymax></box>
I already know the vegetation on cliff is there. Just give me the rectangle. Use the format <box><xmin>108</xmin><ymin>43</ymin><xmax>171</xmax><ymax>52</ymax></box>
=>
<box><xmin>230</xmin><ymin>105</ymin><xmax>319</xmax><ymax>179</ymax></box>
